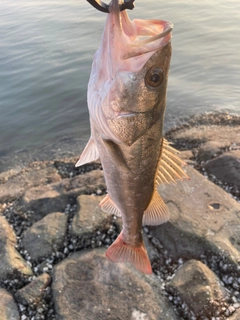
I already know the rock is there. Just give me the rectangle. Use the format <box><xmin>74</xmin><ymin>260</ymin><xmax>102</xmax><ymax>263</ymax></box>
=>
<box><xmin>204</xmin><ymin>151</ymin><xmax>240</xmax><ymax>189</ymax></box>
<box><xmin>229</xmin><ymin>308</ymin><xmax>240</xmax><ymax>319</ymax></box>
<box><xmin>142</xmin><ymin>232</ymin><xmax>159</xmax><ymax>262</ymax></box>
<box><xmin>71</xmin><ymin>195</ymin><xmax>112</xmax><ymax>237</ymax></box>
<box><xmin>197</xmin><ymin>140</ymin><xmax>228</xmax><ymax>162</ymax></box>
<box><xmin>166</xmin><ymin>124</ymin><xmax>240</xmax><ymax>150</ymax></box>
<box><xmin>178</xmin><ymin>150</ymin><xmax>194</xmax><ymax>163</ymax></box>
<box><xmin>167</xmin><ymin>259</ymin><xmax>227</xmax><ymax>317</ymax></box>
<box><xmin>149</xmin><ymin>166</ymin><xmax>240</xmax><ymax>272</ymax></box>
<box><xmin>19</xmin><ymin>169</ymin><xmax>105</xmax><ymax>223</ymax></box>
<box><xmin>21</xmin><ymin>212</ymin><xmax>68</xmax><ymax>261</ymax></box>
<box><xmin>15</xmin><ymin>273</ymin><xmax>51</xmax><ymax>305</ymax></box>
<box><xmin>0</xmin><ymin>289</ymin><xmax>20</xmax><ymax>320</ymax></box>
<box><xmin>52</xmin><ymin>249</ymin><xmax>178</xmax><ymax>320</ymax></box>
<box><xmin>0</xmin><ymin>162</ymin><xmax>61</xmax><ymax>203</ymax></box>
<box><xmin>0</xmin><ymin>216</ymin><xmax>32</xmax><ymax>278</ymax></box>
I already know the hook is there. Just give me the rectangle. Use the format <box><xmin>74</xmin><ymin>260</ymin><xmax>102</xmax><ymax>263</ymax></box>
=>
<box><xmin>86</xmin><ymin>0</ymin><xmax>135</xmax><ymax>13</ymax></box>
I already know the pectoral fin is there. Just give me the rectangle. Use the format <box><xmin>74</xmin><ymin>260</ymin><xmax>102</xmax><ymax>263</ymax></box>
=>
<box><xmin>155</xmin><ymin>139</ymin><xmax>189</xmax><ymax>185</ymax></box>
<box><xmin>75</xmin><ymin>138</ymin><xmax>99</xmax><ymax>167</ymax></box>
<box><xmin>99</xmin><ymin>195</ymin><xmax>121</xmax><ymax>217</ymax></box>
<box><xmin>143</xmin><ymin>190</ymin><xmax>169</xmax><ymax>226</ymax></box>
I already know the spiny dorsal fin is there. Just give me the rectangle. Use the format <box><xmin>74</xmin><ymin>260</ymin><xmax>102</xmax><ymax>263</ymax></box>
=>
<box><xmin>155</xmin><ymin>139</ymin><xmax>189</xmax><ymax>185</ymax></box>
<box><xmin>75</xmin><ymin>138</ymin><xmax>99</xmax><ymax>167</ymax></box>
<box><xmin>143</xmin><ymin>190</ymin><xmax>170</xmax><ymax>226</ymax></box>
<box><xmin>99</xmin><ymin>195</ymin><xmax>121</xmax><ymax>217</ymax></box>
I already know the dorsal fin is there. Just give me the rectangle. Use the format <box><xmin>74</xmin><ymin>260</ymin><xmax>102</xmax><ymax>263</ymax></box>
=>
<box><xmin>155</xmin><ymin>139</ymin><xmax>189</xmax><ymax>185</ymax></box>
<box><xmin>99</xmin><ymin>195</ymin><xmax>121</xmax><ymax>217</ymax></box>
<box><xmin>75</xmin><ymin>138</ymin><xmax>99</xmax><ymax>167</ymax></box>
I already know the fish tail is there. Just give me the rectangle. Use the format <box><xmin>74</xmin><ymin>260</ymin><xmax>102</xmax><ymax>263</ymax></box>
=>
<box><xmin>105</xmin><ymin>231</ymin><xmax>152</xmax><ymax>274</ymax></box>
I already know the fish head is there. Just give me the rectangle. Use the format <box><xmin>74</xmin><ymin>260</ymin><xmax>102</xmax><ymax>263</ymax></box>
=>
<box><xmin>88</xmin><ymin>0</ymin><xmax>173</xmax><ymax>146</ymax></box>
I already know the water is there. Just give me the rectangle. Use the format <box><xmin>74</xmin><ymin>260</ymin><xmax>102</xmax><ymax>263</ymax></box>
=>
<box><xmin>1</xmin><ymin>0</ymin><xmax>240</xmax><ymax>170</ymax></box>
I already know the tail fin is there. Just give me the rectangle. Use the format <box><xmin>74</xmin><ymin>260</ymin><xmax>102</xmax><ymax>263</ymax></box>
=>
<box><xmin>106</xmin><ymin>232</ymin><xmax>152</xmax><ymax>274</ymax></box>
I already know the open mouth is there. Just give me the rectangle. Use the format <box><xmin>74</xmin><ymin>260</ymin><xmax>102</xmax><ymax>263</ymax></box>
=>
<box><xmin>123</xmin><ymin>23</ymin><xmax>173</xmax><ymax>59</ymax></box>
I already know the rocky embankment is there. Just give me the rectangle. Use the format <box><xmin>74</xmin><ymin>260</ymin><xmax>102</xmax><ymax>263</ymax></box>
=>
<box><xmin>0</xmin><ymin>113</ymin><xmax>240</xmax><ymax>320</ymax></box>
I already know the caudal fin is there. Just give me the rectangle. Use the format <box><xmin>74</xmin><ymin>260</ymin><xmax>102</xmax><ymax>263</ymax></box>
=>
<box><xmin>106</xmin><ymin>232</ymin><xmax>152</xmax><ymax>274</ymax></box>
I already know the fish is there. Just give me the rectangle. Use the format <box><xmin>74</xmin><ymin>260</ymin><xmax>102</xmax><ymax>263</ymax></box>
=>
<box><xmin>76</xmin><ymin>0</ymin><xmax>189</xmax><ymax>274</ymax></box>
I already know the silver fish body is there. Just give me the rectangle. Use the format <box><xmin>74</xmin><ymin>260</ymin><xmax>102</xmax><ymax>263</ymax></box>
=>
<box><xmin>77</xmin><ymin>1</ymin><xmax>188</xmax><ymax>274</ymax></box>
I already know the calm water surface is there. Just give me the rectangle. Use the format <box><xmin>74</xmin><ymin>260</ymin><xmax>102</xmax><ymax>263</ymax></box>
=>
<box><xmin>1</xmin><ymin>0</ymin><xmax>240</xmax><ymax>169</ymax></box>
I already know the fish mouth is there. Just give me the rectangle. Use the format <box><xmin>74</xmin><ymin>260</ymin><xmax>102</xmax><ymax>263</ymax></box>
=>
<box><xmin>123</xmin><ymin>23</ymin><xmax>173</xmax><ymax>59</ymax></box>
<box><xmin>106</xmin><ymin>1</ymin><xmax>173</xmax><ymax>72</ymax></box>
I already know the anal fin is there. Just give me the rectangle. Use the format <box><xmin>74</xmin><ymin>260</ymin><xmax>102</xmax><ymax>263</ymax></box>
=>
<box><xmin>143</xmin><ymin>190</ymin><xmax>169</xmax><ymax>226</ymax></box>
<box><xmin>75</xmin><ymin>138</ymin><xmax>99</xmax><ymax>167</ymax></box>
<box><xmin>106</xmin><ymin>231</ymin><xmax>152</xmax><ymax>274</ymax></box>
<box><xmin>99</xmin><ymin>195</ymin><xmax>121</xmax><ymax>217</ymax></box>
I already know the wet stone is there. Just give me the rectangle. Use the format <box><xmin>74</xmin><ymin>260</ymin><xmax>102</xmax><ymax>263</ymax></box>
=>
<box><xmin>21</xmin><ymin>212</ymin><xmax>68</xmax><ymax>261</ymax></box>
<box><xmin>15</xmin><ymin>273</ymin><xmax>51</xmax><ymax>305</ymax></box>
<box><xmin>204</xmin><ymin>151</ymin><xmax>240</xmax><ymax>189</ymax></box>
<box><xmin>0</xmin><ymin>288</ymin><xmax>20</xmax><ymax>320</ymax></box>
<box><xmin>0</xmin><ymin>216</ymin><xmax>32</xmax><ymax>279</ymax></box>
<box><xmin>197</xmin><ymin>140</ymin><xmax>228</xmax><ymax>163</ymax></box>
<box><xmin>52</xmin><ymin>249</ymin><xmax>178</xmax><ymax>320</ymax></box>
<box><xmin>167</xmin><ymin>259</ymin><xmax>228</xmax><ymax>317</ymax></box>
<box><xmin>19</xmin><ymin>169</ymin><xmax>105</xmax><ymax>223</ymax></box>
<box><xmin>149</xmin><ymin>166</ymin><xmax>240</xmax><ymax>273</ymax></box>
<box><xmin>71</xmin><ymin>194</ymin><xmax>112</xmax><ymax>237</ymax></box>
<box><xmin>229</xmin><ymin>307</ymin><xmax>240</xmax><ymax>319</ymax></box>
<box><xmin>0</xmin><ymin>162</ymin><xmax>61</xmax><ymax>204</ymax></box>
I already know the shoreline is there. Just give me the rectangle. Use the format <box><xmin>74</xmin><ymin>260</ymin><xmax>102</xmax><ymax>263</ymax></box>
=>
<box><xmin>0</xmin><ymin>111</ymin><xmax>240</xmax><ymax>319</ymax></box>
<box><xmin>1</xmin><ymin>111</ymin><xmax>239</xmax><ymax>174</ymax></box>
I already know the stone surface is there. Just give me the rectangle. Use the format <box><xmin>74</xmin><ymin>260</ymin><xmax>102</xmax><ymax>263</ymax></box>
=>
<box><xmin>197</xmin><ymin>140</ymin><xmax>228</xmax><ymax>162</ymax></box>
<box><xmin>229</xmin><ymin>308</ymin><xmax>240</xmax><ymax>319</ymax></box>
<box><xmin>204</xmin><ymin>151</ymin><xmax>240</xmax><ymax>188</ymax></box>
<box><xmin>0</xmin><ymin>216</ymin><xmax>32</xmax><ymax>278</ymax></box>
<box><xmin>0</xmin><ymin>162</ymin><xmax>61</xmax><ymax>203</ymax></box>
<box><xmin>0</xmin><ymin>289</ymin><xmax>20</xmax><ymax>320</ymax></box>
<box><xmin>52</xmin><ymin>249</ymin><xmax>178</xmax><ymax>320</ymax></box>
<box><xmin>71</xmin><ymin>194</ymin><xmax>112</xmax><ymax>237</ymax></box>
<box><xmin>167</xmin><ymin>124</ymin><xmax>240</xmax><ymax>149</ymax></box>
<box><xmin>21</xmin><ymin>212</ymin><xmax>68</xmax><ymax>261</ymax></box>
<box><xmin>150</xmin><ymin>166</ymin><xmax>240</xmax><ymax>271</ymax></box>
<box><xmin>19</xmin><ymin>169</ymin><xmax>105</xmax><ymax>222</ymax></box>
<box><xmin>167</xmin><ymin>259</ymin><xmax>227</xmax><ymax>317</ymax></box>
<box><xmin>0</xmin><ymin>114</ymin><xmax>240</xmax><ymax>319</ymax></box>
<box><xmin>15</xmin><ymin>273</ymin><xmax>51</xmax><ymax>305</ymax></box>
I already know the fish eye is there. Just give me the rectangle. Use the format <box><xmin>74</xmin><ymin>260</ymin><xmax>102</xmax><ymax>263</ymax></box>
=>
<box><xmin>145</xmin><ymin>67</ymin><xmax>164</xmax><ymax>88</ymax></box>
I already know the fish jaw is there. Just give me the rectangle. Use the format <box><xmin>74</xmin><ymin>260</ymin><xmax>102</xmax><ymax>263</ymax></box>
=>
<box><xmin>87</xmin><ymin>1</ymin><xmax>173</xmax><ymax>144</ymax></box>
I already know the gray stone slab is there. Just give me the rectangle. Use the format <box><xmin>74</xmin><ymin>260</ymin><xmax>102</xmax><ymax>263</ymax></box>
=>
<box><xmin>52</xmin><ymin>249</ymin><xmax>178</xmax><ymax>320</ymax></box>
<box><xmin>0</xmin><ymin>162</ymin><xmax>61</xmax><ymax>203</ymax></box>
<box><xmin>149</xmin><ymin>166</ymin><xmax>240</xmax><ymax>271</ymax></box>
<box><xmin>167</xmin><ymin>259</ymin><xmax>227</xmax><ymax>318</ymax></box>
<box><xmin>21</xmin><ymin>212</ymin><xmax>68</xmax><ymax>261</ymax></box>
<box><xmin>19</xmin><ymin>169</ymin><xmax>105</xmax><ymax>222</ymax></box>
<box><xmin>71</xmin><ymin>194</ymin><xmax>112</xmax><ymax>237</ymax></box>
<box><xmin>204</xmin><ymin>151</ymin><xmax>240</xmax><ymax>188</ymax></box>
<box><xmin>0</xmin><ymin>216</ymin><xmax>32</xmax><ymax>278</ymax></box>
<box><xmin>0</xmin><ymin>288</ymin><xmax>20</xmax><ymax>320</ymax></box>
<box><xmin>15</xmin><ymin>273</ymin><xmax>51</xmax><ymax>305</ymax></box>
